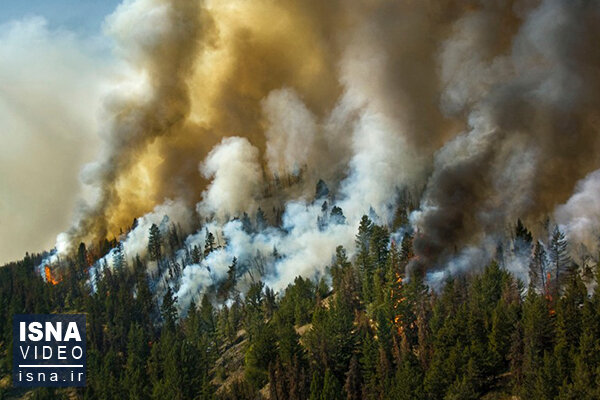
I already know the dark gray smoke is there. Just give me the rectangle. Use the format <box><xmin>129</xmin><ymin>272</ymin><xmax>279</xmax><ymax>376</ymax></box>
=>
<box><xmin>411</xmin><ymin>0</ymin><xmax>600</xmax><ymax>276</ymax></box>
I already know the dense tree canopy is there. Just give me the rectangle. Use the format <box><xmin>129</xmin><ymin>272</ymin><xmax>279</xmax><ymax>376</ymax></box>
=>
<box><xmin>1</xmin><ymin>217</ymin><xmax>599</xmax><ymax>400</ymax></box>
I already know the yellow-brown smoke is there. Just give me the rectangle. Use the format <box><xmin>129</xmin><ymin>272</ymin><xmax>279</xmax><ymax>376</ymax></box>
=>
<box><xmin>70</xmin><ymin>0</ymin><xmax>463</xmax><ymax>244</ymax></box>
<box><xmin>65</xmin><ymin>0</ymin><xmax>600</xmax><ymax>276</ymax></box>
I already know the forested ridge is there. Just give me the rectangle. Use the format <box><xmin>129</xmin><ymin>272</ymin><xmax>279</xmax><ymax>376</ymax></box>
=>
<box><xmin>3</xmin><ymin>0</ymin><xmax>600</xmax><ymax>398</ymax></box>
<box><xmin>1</xmin><ymin>216</ymin><xmax>599</xmax><ymax>400</ymax></box>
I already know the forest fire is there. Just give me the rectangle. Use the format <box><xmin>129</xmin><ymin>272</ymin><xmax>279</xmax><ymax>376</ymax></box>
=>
<box><xmin>44</xmin><ymin>265</ymin><xmax>60</xmax><ymax>285</ymax></box>
<box><xmin>391</xmin><ymin>272</ymin><xmax>407</xmax><ymax>336</ymax></box>
<box><xmin>4</xmin><ymin>0</ymin><xmax>600</xmax><ymax>397</ymax></box>
<box><xmin>545</xmin><ymin>272</ymin><xmax>555</xmax><ymax>316</ymax></box>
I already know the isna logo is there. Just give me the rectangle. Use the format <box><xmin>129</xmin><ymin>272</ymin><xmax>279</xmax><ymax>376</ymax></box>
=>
<box><xmin>13</xmin><ymin>314</ymin><xmax>86</xmax><ymax>387</ymax></box>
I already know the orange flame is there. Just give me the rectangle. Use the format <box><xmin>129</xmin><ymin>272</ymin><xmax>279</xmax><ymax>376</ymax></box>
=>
<box><xmin>391</xmin><ymin>272</ymin><xmax>407</xmax><ymax>335</ymax></box>
<box><xmin>44</xmin><ymin>265</ymin><xmax>60</xmax><ymax>285</ymax></box>
<box><xmin>544</xmin><ymin>272</ymin><xmax>555</xmax><ymax>315</ymax></box>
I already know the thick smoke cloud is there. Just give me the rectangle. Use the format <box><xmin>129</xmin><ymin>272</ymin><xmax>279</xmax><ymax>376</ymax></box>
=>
<box><xmin>62</xmin><ymin>0</ymin><xmax>470</xmax><ymax>249</ymax></box>
<box><xmin>31</xmin><ymin>0</ymin><xmax>600</xmax><ymax>297</ymax></box>
<box><xmin>0</xmin><ymin>17</ymin><xmax>111</xmax><ymax>264</ymax></box>
<box><xmin>411</xmin><ymin>0</ymin><xmax>600</xmax><ymax>276</ymax></box>
<box><xmin>67</xmin><ymin>0</ymin><xmax>209</xmax><ymax>247</ymax></box>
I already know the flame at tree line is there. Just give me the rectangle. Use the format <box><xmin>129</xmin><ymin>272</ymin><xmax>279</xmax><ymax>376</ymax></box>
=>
<box><xmin>44</xmin><ymin>265</ymin><xmax>60</xmax><ymax>285</ymax></box>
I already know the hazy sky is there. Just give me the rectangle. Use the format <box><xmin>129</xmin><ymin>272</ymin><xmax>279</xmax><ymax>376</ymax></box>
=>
<box><xmin>0</xmin><ymin>0</ymin><xmax>121</xmax><ymax>33</ymax></box>
<box><xmin>0</xmin><ymin>0</ymin><xmax>121</xmax><ymax>264</ymax></box>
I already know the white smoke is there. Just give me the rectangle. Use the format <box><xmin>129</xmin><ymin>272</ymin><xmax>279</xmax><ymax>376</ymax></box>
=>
<box><xmin>95</xmin><ymin>198</ymin><xmax>192</xmax><ymax>272</ymax></box>
<box><xmin>262</xmin><ymin>88</ymin><xmax>318</xmax><ymax>176</ymax></box>
<box><xmin>197</xmin><ymin>137</ymin><xmax>263</xmax><ymax>219</ymax></box>
<box><xmin>176</xmin><ymin>200</ymin><xmax>358</xmax><ymax>310</ymax></box>
<box><xmin>555</xmin><ymin>169</ymin><xmax>600</xmax><ymax>255</ymax></box>
<box><xmin>175</xmin><ymin>24</ymin><xmax>430</xmax><ymax>307</ymax></box>
<box><xmin>266</xmin><ymin>202</ymin><xmax>355</xmax><ymax>291</ymax></box>
<box><xmin>104</xmin><ymin>0</ymin><xmax>173</xmax><ymax>67</ymax></box>
<box><xmin>0</xmin><ymin>16</ymin><xmax>112</xmax><ymax>264</ymax></box>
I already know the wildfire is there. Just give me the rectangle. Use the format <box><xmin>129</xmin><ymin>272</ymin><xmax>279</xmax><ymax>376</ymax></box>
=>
<box><xmin>44</xmin><ymin>265</ymin><xmax>60</xmax><ymax>285</ymax></box>
<box><xmin>86</xmin><ymin>251</ymin><xmax>95</xmax><ymax>268</ymax></box>
<box><xmin>543</xmin><ymin>272</ymin><xmax>556</xmax><ymax>315</ymax></box>
<box><xmin>391</xmin><ymin>273</ymin><xmax>407</xmax><ymax>336</ymax></box>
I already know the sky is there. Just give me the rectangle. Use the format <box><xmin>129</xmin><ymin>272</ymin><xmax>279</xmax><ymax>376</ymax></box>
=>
<box><xmin>0</xmin><ymin>0</ymin><xmax>121</xmax><ymax>264</ymax></box>
<box><xmin>0</xmin><ymin>0</ymin><xmax>121</xmax><ymax>34</ymax></box>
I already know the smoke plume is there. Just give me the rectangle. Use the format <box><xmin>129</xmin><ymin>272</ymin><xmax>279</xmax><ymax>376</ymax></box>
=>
<box><xmin>28</xmin><ymin>0</ymin><xmax>600</xmax><ymax>297</ymax></box>
<box><xmin>410</xmin><ymin>0</ymin><xmax>600</xmax><ymax>275</ymax></box>
<box><xmin>0</xmin><ymin>16</ymin><xmax>110</xmax><ymax>264</ymax></box>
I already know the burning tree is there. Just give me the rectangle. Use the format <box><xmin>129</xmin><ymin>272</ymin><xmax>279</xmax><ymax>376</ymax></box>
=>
<box><xmin>44</xmin><ymin>265</ymin><xmax>60</xmax><ymax>285</ymax></box>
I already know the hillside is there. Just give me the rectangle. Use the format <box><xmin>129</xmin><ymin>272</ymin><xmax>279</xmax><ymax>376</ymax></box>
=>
<box><xmin>3</xmin><ymin>0</ymin><xmax>600</xmax><ymax>398</ymax></box>
<box><xmin>1</xmin><ymin>216</ymin><xmax>600</xmax><ymax>399</ymax></box>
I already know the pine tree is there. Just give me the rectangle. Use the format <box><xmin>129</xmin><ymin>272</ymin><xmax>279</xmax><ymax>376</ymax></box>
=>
<box><xmin>569</xmin><ymin>310</ymin><xmax>599</xmax><ymax>399</ymax></box>
<box><xmin>113</xmin><ymin>241</ymin><xmax>127</xmax><ymax>270</ymax></box>
<box><xmin>276</xmin><ymin>321</ymin><xmax>302</xmax><ymax>365</ymax></box>
<box><xmin>124</xmin><ymin>323</ymin><xmax>150</xmax><ymax>400</ymax></box>
<box><xmin>228</xmin><ymin>296</ymin><xmax>243</xmax><ymax>340</ymax></box>
<box><xmin>100</xmin><ymin>349</ymin><xmax>122</xmax><ymax>399</ymax></box>
<box><xmin>77</xmin><ymin>242</ymin><xmax>88</xmax><ymax>275</ymax></box>
<box><xmin>315</xmin><ymin>179</ymin><xmax>330</xmax><ymax>199</ymax></box>
<box><xmin>256</xmin><ymin>207</ymin><xmax>267</xmax><ymax>231</ymax></box>
<box><xmin>148</xmin><ymin>224</ymin><xmax>162</xmax><ymax>261</ymax></box>
<box><xmin>489</xmin><ymin>297</ymin><xmax>518</xmax><ymax>375</ymax></box>
<box><xmin>309</xmin><ymin>370</ymin><xmax>323</xmax><ymax>400</ymax></box>
<box><xmin>369</xmin><ymin>225</ymin><xmax>390</xmax><ymax>270</ymax></box>
<box><xmin>245</xmin><ymin>322</ymin><xmax>277</xmax><ymax>388</ymax></box>
<box><xmin>356</xmin><ymin>215</ymin><xmax>374</xmax><ymax>253</ymax></box>
<box><xmin>360</xmin><ymin>331</ymin><xmax>379</xmax><ymax>400</ymax></box>
<box><xmin>241</xmin><ymin>212</ymin><xmax>253</xmax><ymax>233</ymax></box>
<box><xmin>508</xmin><ymin>321</ymin><xmax>524</xmax><ymax>391</ymax></box>
<box><xmin>269</xmin><ymin>360</ymin><xmax>281</xmax><ymax>400</ymax></box>
<box><xmin>356</xmin><ymin>215</ymin><xmax>374</xmax><ymax>302</ymax></box>
<box><xmin>331</xmin><ymin>246</ymin><xmax>351</xmax><ymax>292</ymax></box>
<box><xmin>515</xmin><ymin>219</ymin><xmax>533</xmax><ymax>244</ymax></box>
<box><xmin>305</xmin><ymin>292</ymin><xmax>356</xmax><ymax>381</ymax></box>
<box><xmin>392</xmin><ymin>353</ymin><xmax>424</xmax><ymax>400</ymax></box>
<box><xmin>520</xmin><ymin>290</ymin><xmax>554</xmax><ymax>399</ymax></box>
<box><xmin>191</xmin><ymin>245</ymin><xmax>201</xmax><ymax>264</ymax></box>
<box><xmin>445</xmin><ymin>374</ymin><xmax>478</xmax><ymax>400</ymax></box>
<box><xmin>204</xmin><ymin>230</ymin><xmax>216</xmax><ymax>257</ymax></box>
<box><xmin>161</xmin><ymin>287</ymin><xmax>178</xmax><ymax>331</ymax></box>
<box><xmin>529</xmin><ymin>240</ymin><xmax>547</xmax><ymax>292</ymax></box>
<box><xmin>330</xmin><ymin>206</ymin><xmax>346</xmax><ymax>225</ymax></box>
<box><xmin>344</xmin><ymin>355</ymin><xmax>361</xmax><ymax>400</ymax></box>
<box><xmin>549</xmin><ymin>226</ymin><xmax>570</xmax><ymax>296</ymax></box>
<box><xmin>199</xmin><ymin>294</ymin><xmax>216</xmax><ymax>336</ymax></box>
<box><xmin>134</xmin><ymin>257</ymin><xmax>155</xmax><ymax>332</ymax></box>
<box><xmin>376</xmin><ymin>345</ymin><xmax>392</xmax><ymax>396</ymax></box>
<box><xmin>321</xmin><ymin>369</ymin><xmax>342</xmax><ymax>400</ymax></box>
<box><xmin>400</xmin><ymin>233</ymin><xmax>413</xmax><ymax>262</ymax></box>
<box><xmin>220</xmin><ymin>257</ymin><xmax>238</xmax><ymax>300</ymax></box>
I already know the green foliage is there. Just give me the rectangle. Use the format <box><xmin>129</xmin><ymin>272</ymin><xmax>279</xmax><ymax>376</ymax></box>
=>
<box><xmin>245</xmin><ymin>323</ymin><xmax>277</xmax><ymax>388</ymax></box>
<box><xmin>3</xmin><ymin>218</ymin><xmax>600</xmax><ymax>400</ymax></box>
<box><xmin>320</xmin><ymin>369</ymin><xmax>342</xmax><ymax>400</ymax></box>
<box><xmin>204</xmin><ymin>230</ymin><xmax>216</xmax><ymax>257</ymax></box>
<box><xmin>160</xmin><ymin>287</ymin><xmax>178</xmax><ymax>331</ymax></box>
<box><xmin>549</xmin><ymin>226</ymin><xmax>571</xmax><ymax>295</ymax></box>
<box><xmin>148</xmin><ymin>224</ymin><xmax>162</xmax><ymax>262</ymax></box>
